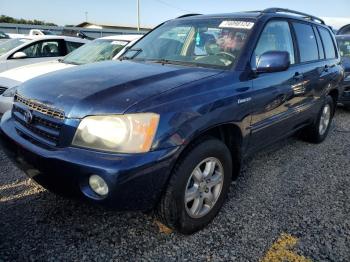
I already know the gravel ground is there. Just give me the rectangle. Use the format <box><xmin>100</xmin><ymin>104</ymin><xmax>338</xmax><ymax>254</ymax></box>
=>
<box><xmin>0</xmin><ymin>108</ymin><xmax>349</xmax><ymax>262</ymax></box>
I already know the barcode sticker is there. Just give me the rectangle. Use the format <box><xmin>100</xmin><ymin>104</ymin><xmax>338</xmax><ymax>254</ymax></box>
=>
<box><xmin>219</xmin><ymin>21</ymin><xmax>254</xmax><ymax>29</ymax></box>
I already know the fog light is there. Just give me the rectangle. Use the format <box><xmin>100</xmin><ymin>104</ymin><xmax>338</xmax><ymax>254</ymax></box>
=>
<box><xmin>89</xmin><ymin>175</ymin><xmax>109</xmax><ymax>196</ymax></box>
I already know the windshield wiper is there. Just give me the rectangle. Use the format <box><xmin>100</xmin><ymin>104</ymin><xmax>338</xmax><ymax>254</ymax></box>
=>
<box><xmin>59</xmin><ymin>59</ymin><xmax>81</xmax><ymax>65</ymax></box>
<box><xmin>147</xmin><ymin>59</ymin><xmax>203</xmax><ymax>67</ymax></box>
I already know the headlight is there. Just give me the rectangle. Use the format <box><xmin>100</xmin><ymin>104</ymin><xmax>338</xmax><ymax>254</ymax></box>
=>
<box><xmin>72</xmin><ymin>113</ymin><xmax>160</xmax><ymax>153</ymax></box>
<box><xmin>2</xmin><ymin>86</ymin><xmax>17</xmax><ymax>97</ymax></box>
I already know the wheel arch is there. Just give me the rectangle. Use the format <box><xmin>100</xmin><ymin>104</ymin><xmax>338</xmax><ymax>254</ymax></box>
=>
<box><xmin>328</xmin><ymin>88</ymin><xmax>339</xmax><ymax>114</ymax></box>
<box><xmin>176</xmin><ymin>123</ymin><xmax>244</xmax><ymax>179</ymax></box>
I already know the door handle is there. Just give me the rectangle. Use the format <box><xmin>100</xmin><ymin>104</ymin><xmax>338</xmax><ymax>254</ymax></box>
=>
<box><xmin>236</xmin><ymin>86</ymin><xmax>250</xmax><ymax>92</ymax></box>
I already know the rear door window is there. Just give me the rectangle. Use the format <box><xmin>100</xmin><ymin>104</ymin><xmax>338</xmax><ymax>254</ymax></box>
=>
<box><xmin>318</xmin><ymin>27</ymin><xmax>336</xmax><ymax>59</ymax></box>
<box><xmin>254</xmin><ymin>20</ymin><xmax>295</xmax><ymax>65</ymax></box>
<box><xmin>292</xmin><ymin>22</ymin><xmax>319</xmax><ymax>62</ymax></box>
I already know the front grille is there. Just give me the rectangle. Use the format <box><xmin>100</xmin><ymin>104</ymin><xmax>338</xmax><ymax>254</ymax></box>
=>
<box><xmin>0</xmin><ymin>86</ymin><xmax>7</xmax><ymax>95</ymax></box>
<box><xmin>15</xmin><ymin>94</ymin><xmax>65</xmax><ymax>120</ymax></box>
<box><xmin>13</xmin><ymin>94</ymin><xmax>65</xmax><ymax>146</ymax></box>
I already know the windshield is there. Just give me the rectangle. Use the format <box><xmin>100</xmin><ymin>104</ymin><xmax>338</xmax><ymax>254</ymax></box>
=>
<box><xmin>62</xmin><ymin>39</ymin><xmax>129</xmax><ymax>65</ymax></box>
<box><xmin>337</xmin><ymin>38</ymin><xmax>350</xmax><ymax>58</ymax></box>
<box><xmin>0</xmin><ymin>38</ymin><xmax>30</xmax><ymax>56</ymax></box>
<box><xmin>123</xmin><ymin>18</ymin><xmax>253</xmax><ymax>69</ymax></box>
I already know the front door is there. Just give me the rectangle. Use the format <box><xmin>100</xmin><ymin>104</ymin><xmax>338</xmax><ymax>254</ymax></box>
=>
<box><xmin>248</xmin><ymin>20</ymin><xmax>304</xmax><ymax>151</ymax></box>
<box><xmin>7</xmin><ymin>39</ymin><xmax>65</xmax><ymax>70</ymax></box>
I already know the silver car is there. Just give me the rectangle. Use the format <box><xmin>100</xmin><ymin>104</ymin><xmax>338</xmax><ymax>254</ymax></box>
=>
<box><xmin>0</xmin><ymin>34</ymin><xmax>142</xmax><ymax>114</ymax></box>
<box><xmin>0</xmin><ymin>35</ymin><xmax>88</xmax><ymax>73</ymax></box>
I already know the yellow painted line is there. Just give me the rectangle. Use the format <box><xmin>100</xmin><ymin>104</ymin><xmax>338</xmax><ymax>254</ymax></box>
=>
<box><xmin>0</xmin><ymin>189</ymin><xmax>42</xmax><ymax>202</ymax></box>
<box><xmin>154</xmin><ymin>220</ymin><xmax>173</xmax><ymax>235</ymax></box>
<box><xmin>260</xmin><ymin>233</ymin><xmax>312</xmax><ymax>262</ymax></box>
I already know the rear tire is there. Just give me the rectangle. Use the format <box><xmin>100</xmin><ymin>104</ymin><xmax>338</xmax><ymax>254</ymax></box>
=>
<box><xmin>301</xmin><ymin>95</ymin><xmax>334</xmax><ymax>143</ymax></box>
<box><xmin>157</xmin><ymin>138</ymin><xmax>232</xmax><ymax>234</ymax></box>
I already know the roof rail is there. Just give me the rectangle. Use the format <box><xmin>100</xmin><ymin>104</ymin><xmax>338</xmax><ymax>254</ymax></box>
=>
<box><xmin>176</xmin><ymin>14</ymin><xmax>202</xmax><ymax>19</ymax></box>
<box><xmin>262</xmin><ymin>8</ymin><xmax>325</xmax><ymax>24</ymax></box>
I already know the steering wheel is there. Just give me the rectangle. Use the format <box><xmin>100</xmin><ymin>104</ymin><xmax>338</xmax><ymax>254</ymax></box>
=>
<box><xmin>217</xmin><ymin>51</ymin><xmax>236</xmax><ymax>60</ymax></box>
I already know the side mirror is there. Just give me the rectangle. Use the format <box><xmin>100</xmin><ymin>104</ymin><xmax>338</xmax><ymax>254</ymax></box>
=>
<box><xmin>256</xmin><ymin>51</ymin><xmax>290</xmax><ymax>73</ymax></box>
<box><xmin>12</xmin><ymin>51</ymin><xmax>27</xmax><ymax>59</ymax></box>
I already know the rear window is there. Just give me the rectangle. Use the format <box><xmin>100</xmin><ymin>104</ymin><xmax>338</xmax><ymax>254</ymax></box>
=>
<box><xmin>318</xmin><ymin>27</ymin><xmax>336</xmax><ymax>59</ymax></box>
<box><xmin>293</xmin><ymin>22</ymin><xmax>319</xmax><ymax>62</ymax></box>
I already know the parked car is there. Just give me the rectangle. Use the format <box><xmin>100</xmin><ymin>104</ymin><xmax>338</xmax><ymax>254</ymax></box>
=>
<box><xmin>4</xmin><ymin>33</ymin><xmax>26</xmax><ymax>39</ymax></box>
<box><xmin>0</xmin><ymin>8</ymin><xmax>343</xmax><ymax>234</ymax></box>
<box><xmin>0</xmin><ymin>31</ymin><xmax>10</xmax><ymax>44</ymax></box>
<box><xmin>29</xmin><ymin>29</ymin><xmax>56</xmax><ymax>36</ymax></box>
<box><xmin>336</xmin><ymin>35</ymin><xmax>350</xmax><ymax>109</ymax></box>
<box><xmin>0</xmin><ymin>35</ymin><xmax>89</xmax><ymax>73</ymax></box>
<box><xmin>0</xmin><ymin>34</ymin><xmax>142</xmax><ymax>114</ymax></box>
<box><xmin>0</xmin><ymin>31</ymin><xmax>9</xmax><ymax>39</ymax></box>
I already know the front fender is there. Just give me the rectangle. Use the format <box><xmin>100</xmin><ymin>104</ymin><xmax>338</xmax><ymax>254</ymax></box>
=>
<box><xmin>126</xmin><ymin>71</ymin><xmax>254</xmax><ymax>151</ymax></box>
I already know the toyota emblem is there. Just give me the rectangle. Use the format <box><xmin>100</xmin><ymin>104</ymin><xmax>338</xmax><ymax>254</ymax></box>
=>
<box><xmin>23</xmin><ymin>109</ymin><xmax>33</xmax><ymax>124</ymax></box>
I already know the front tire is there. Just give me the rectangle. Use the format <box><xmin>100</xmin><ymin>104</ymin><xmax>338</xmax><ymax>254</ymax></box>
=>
<box><xmin>157</xmin><ymin>138</ymin><xmax>232</xmax><ymax>234</ymax></box>
<box><xmin>301</xmin><ymin>95</ymin><xmax>334</xmax><ymax>143</ymax></box>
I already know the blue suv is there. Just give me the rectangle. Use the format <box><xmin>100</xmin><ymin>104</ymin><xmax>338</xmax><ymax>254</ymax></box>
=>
<box><xmin>0</xmin><ymin>8</ymin><xmax>343</xmax><ymax>233</ymax></box>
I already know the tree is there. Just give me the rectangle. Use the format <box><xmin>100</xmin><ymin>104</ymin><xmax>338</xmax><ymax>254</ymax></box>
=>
<box><xmin>0</xmin><ymin>15</ymin><xmax>57</xmax><ymax>26</ymax></box>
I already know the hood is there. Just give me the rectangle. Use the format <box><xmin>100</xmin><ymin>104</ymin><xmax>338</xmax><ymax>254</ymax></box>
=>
<box><xmin>17</xmin><ymin>60</ymin><xmax>222</xmax><ymax>118</ymax></box>
<box><xmin>0</xmin><ymin>60</ymin><xmax>74</xmax><ymax>86</ymax></box>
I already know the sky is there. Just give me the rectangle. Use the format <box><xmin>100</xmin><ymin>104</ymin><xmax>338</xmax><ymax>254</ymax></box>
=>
<box><xmin>0</xmin><ymin>0</ymin><xmax>349</xmax><ymax>28</ymax></box>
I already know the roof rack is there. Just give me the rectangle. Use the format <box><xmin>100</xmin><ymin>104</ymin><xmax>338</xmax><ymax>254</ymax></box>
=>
<box><xmin>262</xmin><ymin>8</ymin><xmax>325</xmax><ymax>24</ymax></box>
<box><xmin>176</xmin><ymin>14</ymin><xmax>202</xmax><ymax>19</ymax></box>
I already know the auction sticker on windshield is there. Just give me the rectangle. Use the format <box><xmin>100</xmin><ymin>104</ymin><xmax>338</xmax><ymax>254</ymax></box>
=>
<box><xmin>111</xmin><ymin>41</ymin><xmax>128</xmax><ymax>46</ymax></box>
<box><xmin>219</xmin><ymin>21</ymin><xmax>254</xmax><ymax>29</ymax></box>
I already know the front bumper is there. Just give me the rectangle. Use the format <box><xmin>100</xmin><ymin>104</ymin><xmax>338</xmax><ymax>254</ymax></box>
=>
<box><xmin>0</xmin><ymin>112</ymin><xmax>180</xmax><ymax>210</ymax></box>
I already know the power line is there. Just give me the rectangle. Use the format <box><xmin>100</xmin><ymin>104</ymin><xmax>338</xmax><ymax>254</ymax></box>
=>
<box><xmin>152</xmin><ymin>0</ymin><xmax>193</xmax><ymax>13</ymax></box>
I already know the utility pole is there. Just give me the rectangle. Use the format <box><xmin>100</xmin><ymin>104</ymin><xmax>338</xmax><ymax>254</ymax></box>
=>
<box><xmin>85</xmin><ymin>11</ymin><xmax>88</xmax><ymax>22</ymax></box>
<box><xmin>137</xmin><ymin>0</ymin><xmax>140</xmax><ymax>31</ymax></box>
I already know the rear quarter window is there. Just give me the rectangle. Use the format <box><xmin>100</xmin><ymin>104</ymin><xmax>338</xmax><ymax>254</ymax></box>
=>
<box><xmin>292</xmin><ymin>22</ymin><xmax>319</xmax><ymax>62</ymax></box>
<box><xmin>318</xmin><ymin>27</ymin><xmax>336</xmax><ymax>59</ymax></box>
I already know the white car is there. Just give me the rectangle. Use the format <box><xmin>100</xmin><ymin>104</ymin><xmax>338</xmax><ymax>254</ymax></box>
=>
<box><xmin>0</xmin><ymin>35</ymin><xmax>89</xmax><ymax>73</ymax></box>
<box><xmin>0</xmin><ymin>34</ymin><xmax>142</xmax><ymax>114</ymax></box>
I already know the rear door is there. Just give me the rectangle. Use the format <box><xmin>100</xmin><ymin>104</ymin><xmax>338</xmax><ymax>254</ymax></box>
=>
<box><xmin>317</xmin><ymin>26</ymin><xmax>339</xmax><ymax>96</ymax></box>
<box><xmin>289</xmin><ymin>21</ymin><xmax>326</xmax><ymax>119</ymax></box>
<box><xmin>249</xmin><ymin>19</ymin><xmax>304</xmax><ymax>150</ymax></box>
<box><xmin>6</xmin><ymin>39</ymin><xmax>66</xmax><ymax>70</ymax></box>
